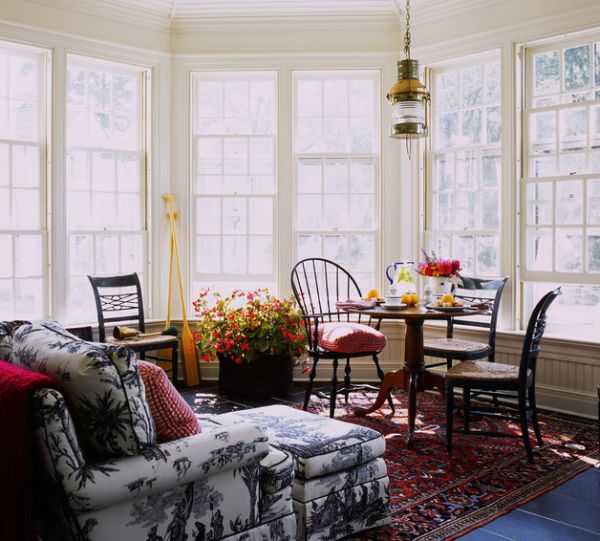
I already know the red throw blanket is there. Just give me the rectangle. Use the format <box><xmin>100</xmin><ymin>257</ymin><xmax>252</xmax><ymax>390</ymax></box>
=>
<box><xmin>0</xmin><ymin>359</ymin><xmax>59</xmax><ymax>541</ymax></box>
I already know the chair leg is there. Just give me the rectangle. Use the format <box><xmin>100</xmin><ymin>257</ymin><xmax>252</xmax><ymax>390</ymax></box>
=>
<box><xmin>464</xmin><ymin>387</ymin><xmax>471</xmax><ymax>433</ymax></box>
<box><xmin>330</xmin><ymin>358</ymin><xmax>339</xmax><ymax>418</ymax></box>
<box><xmin>303</xmin><ymin>358</ymin><xmax>318</xmax><ymax>411</ymax></box>
<box><xmin>344</xmin><ymin>358</ymin><xmax>351</xmax><ymax>404</ymax></box>
<box><xmin>446</xmin><ymin>356</ymin><xmax>452</xmax><ymax>369</ymax></box>
<box><xmin>446</xmin><ymin>385</ymin><xmax>454</xmax><ymax>454</ymax></box>
<box><xmin>519</xmin><ymin>390</ymin><xmax>534</xmax><ymax>463</ymax></box>
<box><xmin>529</xmin><ymin>385</ymin><xmax>543</xmax><ymax>447</ymax></box>
<box><xmin>372</xmin><ymin>354</ymin><xmax>395</xmax><ymax>414</ymax></box>
<box><xmin>489</xmin><ymin>353</ymin><xmax>499</xmax><ymax>408</ymax></box>
<box><xmin>171</xmin><ymin>346</ymin><xmax>179</xmax><ymax>387</ymax></box>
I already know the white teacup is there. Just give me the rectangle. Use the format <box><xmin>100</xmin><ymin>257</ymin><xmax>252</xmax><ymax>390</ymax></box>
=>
<box><xmin>385</xmin><ymin>295</ymin><xmax>403</xmax><ymax>306</ymax></box>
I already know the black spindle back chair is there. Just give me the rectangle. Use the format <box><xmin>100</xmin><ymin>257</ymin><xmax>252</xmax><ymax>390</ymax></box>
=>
<box><xmin>425</xmin><ymin>276</ymin><xmax>508</xmax><ymax>369</ymax></box>
<box><xmin>445</xmin><ymin>287</ymin><xmax>561</xmax><ymax>463</ymax></box>
<box><xmin>291</xmin><ymin>258</ymin><xmax>394</xmax><ymax>417</ymax></box>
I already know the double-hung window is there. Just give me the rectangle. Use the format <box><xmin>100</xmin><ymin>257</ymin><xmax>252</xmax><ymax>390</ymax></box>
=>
<box><xmin>522</xmin><ymin>35</ymin><xmax>600</xmax><ymax>338</ymax></box>
<box><xmin>293</xmin><ymin>70</ymin><xmax>380</xmax><ymax>292</ymax></box>
<box><xmin>0</xmin><ymin>41</ymin><xmax>48</xmax><ymax>320</ymax></box>
<box><xmin>191</xmin><ymin>71</ymin><xmax>278</xmax><ymax>296</ymax></box>
<box><xmin>427</xmin><ymin>52</ymin><xmax>502</xmax><ymax>276</ymax></box>
<box><xmin>65</xmin><ymin>55</ymin><xmax>148</xmax><ymax>322</ymax></box>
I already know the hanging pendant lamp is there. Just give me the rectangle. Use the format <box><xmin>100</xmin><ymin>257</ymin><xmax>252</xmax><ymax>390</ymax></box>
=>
<box><xmin>387</xmin><ymin>0</ymin><xmax>430</xmax><ymax>139</ymax></box>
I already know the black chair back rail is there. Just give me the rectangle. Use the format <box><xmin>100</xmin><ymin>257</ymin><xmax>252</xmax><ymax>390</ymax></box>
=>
<box><xmin>88</xmin><ymin>273</ymin><xmax>179</xmax><ymax>385</ymax></box>
<box><xmin>425</xmin><ymin>275</ymin><xmax>508</xmax><ymax>371</ymax></box>
<box><xmin>290</xmin><ymin>257</ymin><xmax>394</xmax><ymax>417</ymax></box>
<box><xmin>88</xmin><ymin>273</ymin><xmax>146</xmax><ymax>342</ymax></box>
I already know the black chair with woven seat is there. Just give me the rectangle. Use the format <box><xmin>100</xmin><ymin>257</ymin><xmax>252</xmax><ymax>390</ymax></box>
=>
<box><xmin>291</xmin><ymin>257</ymin><xmax>394</xmax><ymax>418</ymax></box>
<box><xmin>445</xmin><ymin>287</ymin><xmax>561</xmax><ymax>463</ymax></box>
<box><xmin>424</xmin><ymin>276</ymin><xmax>508</xmax><ymax>371</ymax></box>
<box><xmin>88</xmin><ymin>273</ymin><xmax>179</xmax><ymax>385</ymax></box>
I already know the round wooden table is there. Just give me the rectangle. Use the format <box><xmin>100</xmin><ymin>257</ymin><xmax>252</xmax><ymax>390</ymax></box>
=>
<box><xmin>345</xmin><ymin>304</ymin><xmax>482</xmax><ymax>447</ymax></box>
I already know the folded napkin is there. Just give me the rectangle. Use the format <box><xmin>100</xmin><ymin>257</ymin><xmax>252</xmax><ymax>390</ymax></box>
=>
<box><xmin>335</xmin><ymin>299</ymin><xmax>378</xmax><ymax>310</ymax></box>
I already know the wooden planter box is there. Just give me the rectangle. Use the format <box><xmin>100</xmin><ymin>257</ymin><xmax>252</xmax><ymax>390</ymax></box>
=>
<box><xmin>218</xmin><ymin>353</ymin><xmax>294</xmax><ymax>398</ymax></box>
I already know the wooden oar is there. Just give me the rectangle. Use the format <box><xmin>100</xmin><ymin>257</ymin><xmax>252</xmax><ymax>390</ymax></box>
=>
<box><xmin>163</xmin><ymin>193</ymin><xmax>200</xmax><ymax>386</ymax></box>
<box><xmin>155</xmin><ymin>230</ymin><xmax>176</xmax><ymax>366</ymax></box>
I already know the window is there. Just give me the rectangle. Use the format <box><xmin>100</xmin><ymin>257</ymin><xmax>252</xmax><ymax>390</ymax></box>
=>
<box><xmin>65</xmin><ymin>55</ymin><xmax>148</xmax><ymax>322</ymax></box>
<box><xmin>0</xmin><ymin>41</ymin><xmax>47</xmax><ymax>320</ymax></box>
<box><xmin>427</xmin><ymin>53</ymin><xmax>502</xmax><ymax>277</ymax></box>
<box><xmin>293</xmin><ymin>70</ymin><xmax>380</xmax><ymax>292</ymax></box>
<box><xmin>191</xmin><ymin>72</ymin><xmax>277</xmax><ymax>296</ymax></box>
<box><xmin>522</xmin><ymin>35</ymin><xmax>600</xmax><ymax>338</ymax></box>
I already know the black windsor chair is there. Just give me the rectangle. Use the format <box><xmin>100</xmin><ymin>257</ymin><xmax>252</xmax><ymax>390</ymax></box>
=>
<box><xmin>445</xmin><ymin>287</ymin><xmax>561</xmax><ymax>463</ymax></box>
<box><xmin>290</xmin><ymin>258</ymin><xmax>394</xmax><ymax>418</ymax></box>
<box><xmin>88</xmin><ymin>273</ymin><xmax>179</xmax><ymax>385</ymax></box>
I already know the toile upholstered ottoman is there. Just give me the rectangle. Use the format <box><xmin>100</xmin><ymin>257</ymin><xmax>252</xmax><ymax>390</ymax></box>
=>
<box><xmin>216</xmin><ymin>404</ymin><xmax>391</xmax><ymax>541</ymax></box>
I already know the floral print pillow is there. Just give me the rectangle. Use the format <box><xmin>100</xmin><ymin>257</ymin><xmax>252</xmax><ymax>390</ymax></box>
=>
<box><xmin>13</xmin><ymin>320</ymin><xmax>156</xmax><ymax>457</ymax></box>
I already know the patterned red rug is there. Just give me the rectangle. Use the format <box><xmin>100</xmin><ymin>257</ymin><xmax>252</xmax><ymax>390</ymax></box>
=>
<box><xmin>301</xmin><ymin>390</ymin><xmax>599</xmax><ymax>540</ymax></box>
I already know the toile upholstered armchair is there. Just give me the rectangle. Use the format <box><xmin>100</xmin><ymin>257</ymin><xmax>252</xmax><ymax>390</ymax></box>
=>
<box><xmin>2</xmin><ymin>320</ymin><xmax>296</xmax><ymax>541</ymax></box>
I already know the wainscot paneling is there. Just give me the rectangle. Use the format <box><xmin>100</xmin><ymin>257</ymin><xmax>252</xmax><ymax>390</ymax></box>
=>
<box><xmin>198</xmin><ymin>321</ymin><xmax>600</xmax><ymax>419</ymax></box>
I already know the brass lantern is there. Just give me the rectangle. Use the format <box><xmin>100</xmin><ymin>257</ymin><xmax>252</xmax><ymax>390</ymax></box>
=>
<box><xmin>387</xmin><ymin>0</ymin><xmax>430</xmax><ymax>139</ymax></box>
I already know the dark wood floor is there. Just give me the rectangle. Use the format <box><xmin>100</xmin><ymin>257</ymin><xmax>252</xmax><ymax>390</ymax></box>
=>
<box><xmin>182</xmin><ymin>381</ymin><xmax>600</xmax><ymax>541</ymax></box>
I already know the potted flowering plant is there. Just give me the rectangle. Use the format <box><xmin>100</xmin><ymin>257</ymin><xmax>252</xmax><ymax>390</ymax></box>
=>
<box><xmin>193</xmin><ymin>288</ymin><xmax>306</xmax><ymax>397</ymax></box>
<box><xmin>417</xmin><ymin>250</ymin><xmax>462</xmax><ymax>296</ymax></box>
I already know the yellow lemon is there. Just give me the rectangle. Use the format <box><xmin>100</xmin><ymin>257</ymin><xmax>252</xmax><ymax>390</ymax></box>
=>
<box><xmin>365</xmin><ymin>288</ymin><xmax>380</xmax><ymax>300</ymax></box>
<box><xmin>401</xmin><ymin>293</ymin><xmax>410</xmax><ymax>304</ymax></box>
<box><xmin>407</xmin><ymin>293</ymin><xmax>419</xmax><ymax>306</ymax></box>
<box><xmin>440</xmin><ymin>293</ymin><xmax>455</xmax><ymax>305</ymax></box>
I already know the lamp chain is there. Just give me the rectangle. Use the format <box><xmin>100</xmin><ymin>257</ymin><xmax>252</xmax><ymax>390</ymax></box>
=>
<box><xmin>403</xmin><ymin>0</ymin><xmax>411</xmax><ymax>59</ymax></box>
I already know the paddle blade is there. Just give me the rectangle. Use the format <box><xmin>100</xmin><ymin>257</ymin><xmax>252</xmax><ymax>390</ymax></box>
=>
<box><xmin>181</xmin><ymin>324</ymin><xmax>201</xmax><ymax>386</ymax></box>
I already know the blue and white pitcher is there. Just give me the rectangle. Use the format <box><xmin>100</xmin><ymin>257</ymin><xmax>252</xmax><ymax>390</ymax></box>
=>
<box><xmin>385</xmin><ymin>261</ymin><xmax>416</xmax><ymax>296</ymax></box>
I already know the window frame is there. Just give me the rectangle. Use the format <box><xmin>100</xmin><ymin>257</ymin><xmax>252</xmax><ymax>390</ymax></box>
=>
<box><xmin>189</xmin><ymin>70</ymin><xmax>279</xmax><ymax>293</ymax></box>
<box><xmin>520</xmin><ymin>34</ymin><xmax>600</xmax><ymax>285</ymax></box>
<box><xmin>425</xmin><ymin>50</ymin><xmax>503</xmax><ymax>279</ymax></box>
<box><xmin>291</xmin><ymin>68</ymin><xmax>383</xmax><ymax>292</ymax></box>
<box><xmin>0</xmin><ymin>40</ymin><xmax>51</xmax><ymax>321</ymax></box>
<box><xmin>63</xmin><ymin>53</ymin><xmax>152</xmax><ymax>324</ymax></box>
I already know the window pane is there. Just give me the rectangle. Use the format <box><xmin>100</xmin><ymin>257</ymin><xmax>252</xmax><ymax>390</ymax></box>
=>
<box><xmin>527</xmin><ymin>228</ymin><xmax>553</xmax><ymax>270</ymax></box>
<box><xmin>534</xmin><ymin>50</ymin><xmax>560</xmax><ymax>97</ymax></box>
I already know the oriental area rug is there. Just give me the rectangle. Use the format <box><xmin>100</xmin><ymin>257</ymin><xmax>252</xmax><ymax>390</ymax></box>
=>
<box><xmin>187</xmin><ymin>387</ymin><xmax>599</xmax><ymax>540</ymax></box>
<box><xmin>302</xmin><ymin>391</ymin><xmax>599</xmax><ymax>540</ymax></box>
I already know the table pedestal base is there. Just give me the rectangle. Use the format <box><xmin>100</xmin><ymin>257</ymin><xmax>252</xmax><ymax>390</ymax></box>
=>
<box><xmin>353</xmin><ymin>318</ymin><xmax>445</xmax><ymax>447</ymax></box>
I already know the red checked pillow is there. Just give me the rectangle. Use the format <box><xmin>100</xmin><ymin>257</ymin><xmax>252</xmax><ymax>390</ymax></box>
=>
<box><xmin>138</xmin><ymin>361</ymin><xmax>201</xmax><ymax>443</ymax></box>
<box><xmin>317</xmin><ymin>322</ymin><xmax>387</xmax><ymax>354</ymax></box>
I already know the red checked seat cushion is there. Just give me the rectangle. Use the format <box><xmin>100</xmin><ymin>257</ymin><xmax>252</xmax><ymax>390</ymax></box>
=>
<box><xmin>317</xmin><ymin>322</ymin><xmax>387</xmax><ymax>354</ymax></box>
<box><xmin>138</xmin><ymin>360</ymin><xmax>201</xmax><ymax>443</ymax></box>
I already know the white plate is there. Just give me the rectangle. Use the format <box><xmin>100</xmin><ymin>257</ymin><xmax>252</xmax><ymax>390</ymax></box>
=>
<box><xmin>426</xmin><ymin>304</ymin><xmax>477</xmax><ymax>313</ymax></box>
<box><xmin>382</xmin><ymin>303</ymin><xmax>407</xmax><ymax>310</ymax></box>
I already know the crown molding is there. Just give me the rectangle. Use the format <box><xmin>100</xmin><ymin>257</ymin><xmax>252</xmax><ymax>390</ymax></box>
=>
<box><xmin>26</xmin><ymin>0</ymin><xmax>172</xmax><ymax>31</ymax></box>
<box><xmin>411</xmin><ymin>0</ymin><xmax>512</xmax><ymax>25</ymax></box>
<box><xmin>170</xmin><ymin>13</ymin><xmax>400</xmax><ymax>34</ymax></box>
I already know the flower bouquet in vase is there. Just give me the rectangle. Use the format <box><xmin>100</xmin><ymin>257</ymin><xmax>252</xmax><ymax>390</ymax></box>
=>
<box><xmin>193</xmin><ymin>288</ymin><xmax>306</xmax><ymax>398</ymax></box>
<box><xmin>417</xmin><ymin>250</ymin><xmax>462</xmax><ymax>298</ymax></box>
